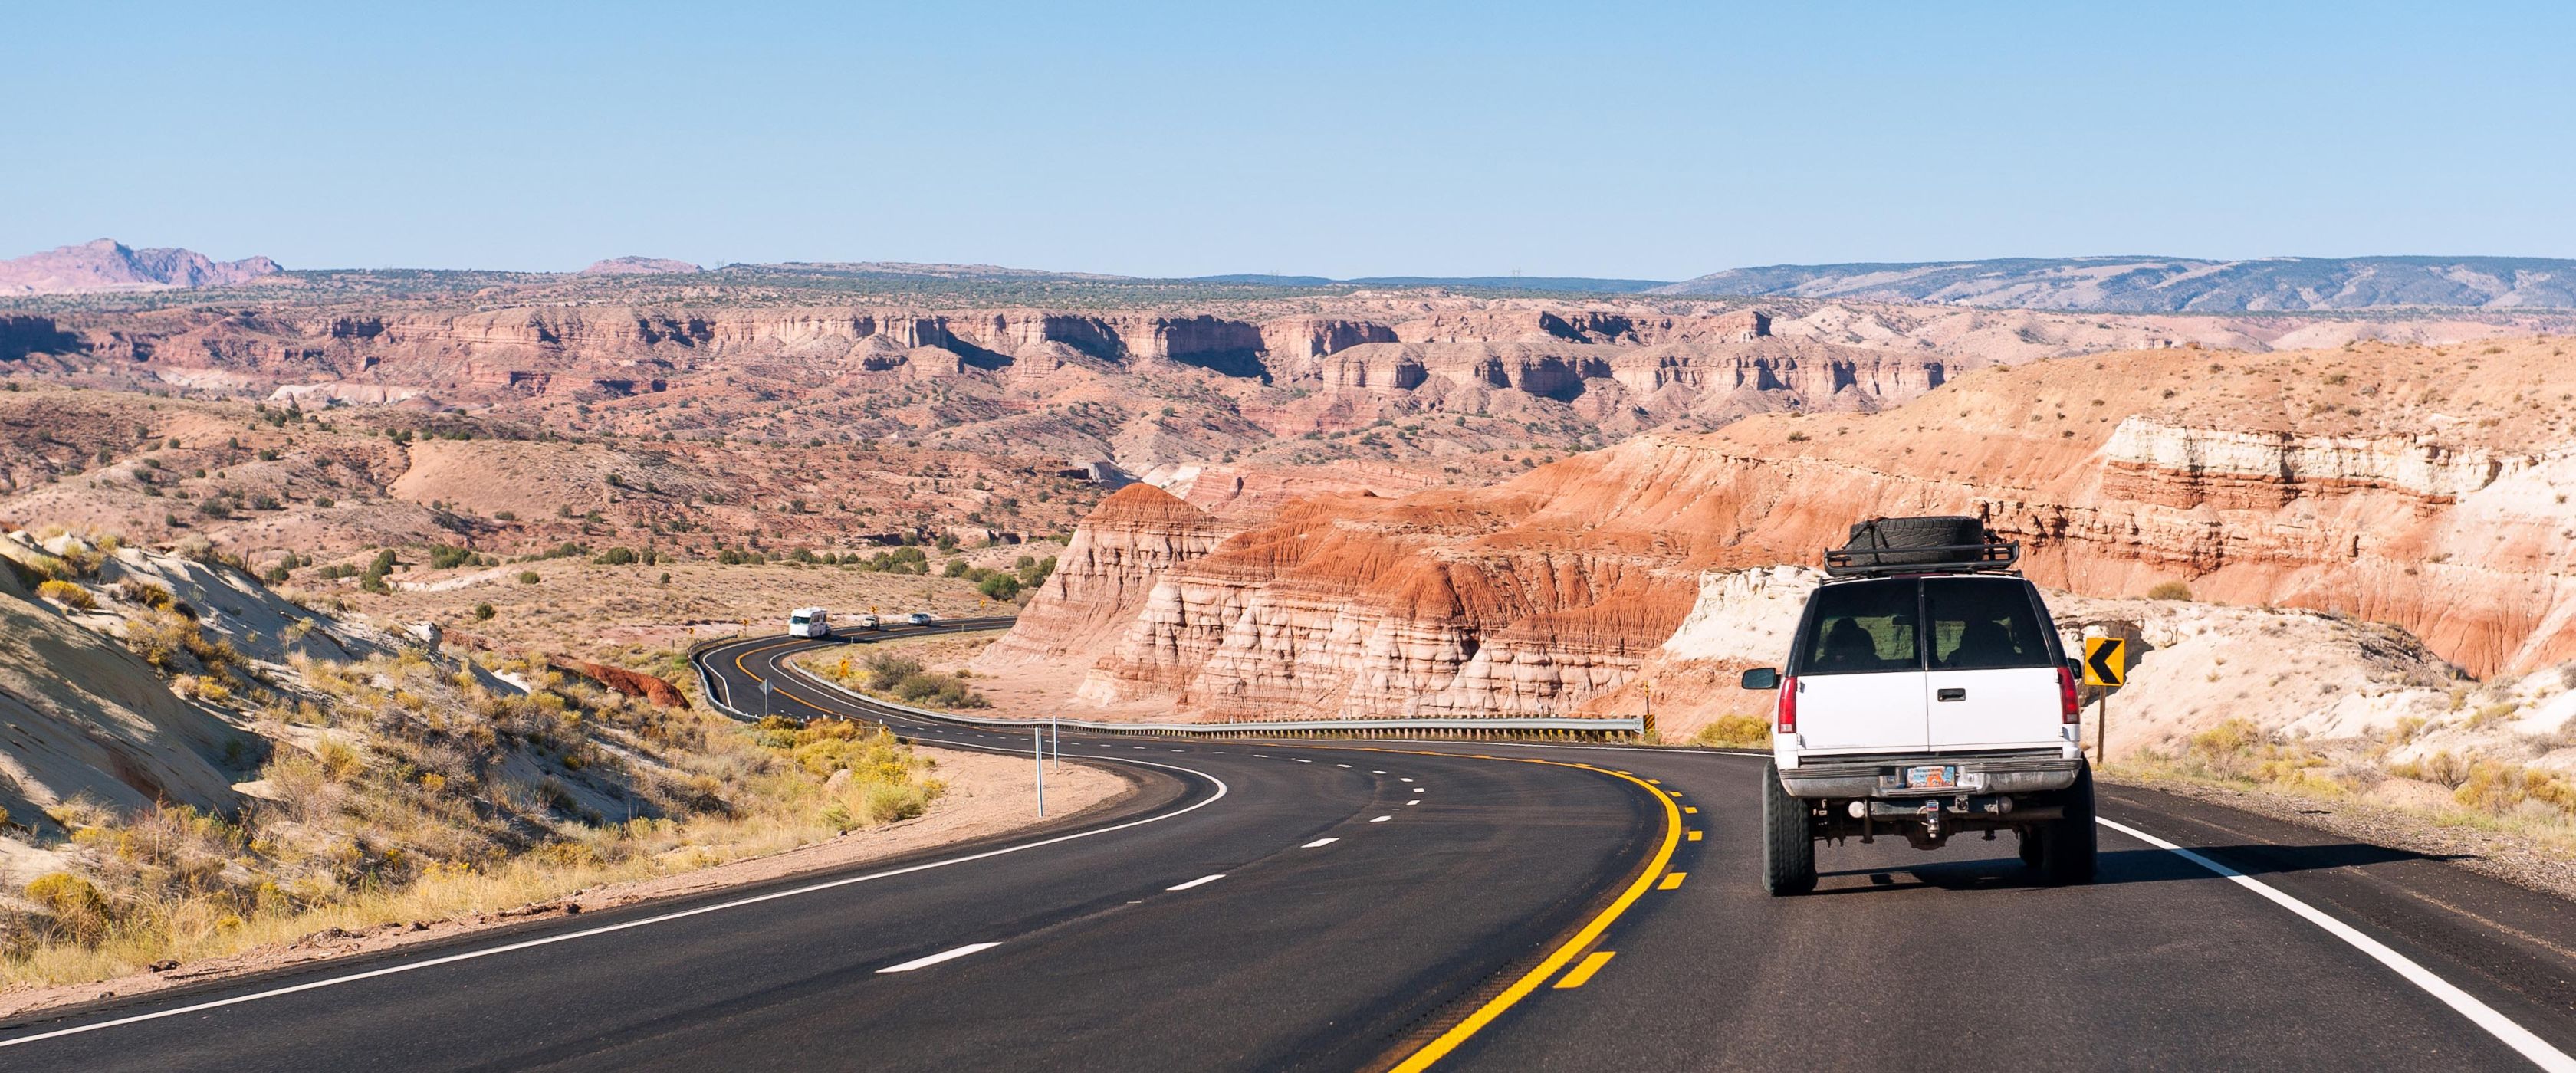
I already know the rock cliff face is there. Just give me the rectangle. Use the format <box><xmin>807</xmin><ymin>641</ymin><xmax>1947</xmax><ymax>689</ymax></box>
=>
<box><xmin>995</xmin><ymin>336</ymin><xmax>2576</xmax><ymax>727</ymax></box>
<box><xmin>974</xmin><ymin>484</ymin><xmax>1234</xmax><ymax>670</ymax></box>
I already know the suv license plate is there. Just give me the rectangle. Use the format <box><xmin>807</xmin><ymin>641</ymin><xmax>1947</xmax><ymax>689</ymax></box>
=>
<box><xmin>1906</xmin><ymin>766</ymin><xmax>1960</xmax><ymax>789</ymax></box>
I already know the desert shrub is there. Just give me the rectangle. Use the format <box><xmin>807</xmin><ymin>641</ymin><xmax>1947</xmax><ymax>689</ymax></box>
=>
<box><xmin>36</xmin><ymin>579</ymin><xmax>97</xmax><ymax>610</ymax></box>
<box><xmin>2451</xmin><ymin>761</ymin><xmax>2576</xmax><ymax>817</ymax></box>
<box><xmin>24</xmin><ymin>873</ymin><xmax>114</xmax><ymax>944</ymax></box>
<box><xmin>518</xmin><ymin>570</ymin><xmax>540</xmax><ymax>585</ymax></box>
<box><xmin>1692</xmin><ymin>714</ymin><xmax>1773</xmax><ymax>749</ymax></box>
<box><xmin>593</xmin><ymin>547</ymin><xmax>638</xmax><ymax>566</ymax></box>
<box><xmin>473</xmin><ymin>603</ymin><xmax>495</xmax><ymax>621</ymax></box>
<box><xmin>2147</xmin><ymin>581</ymin><xmax>2193</xmax><ymax>601</ymax></box>
<box><xmin>942</xmin><ymin>559</ymin><xmax>971</xmax><ymax>578</ymax></box>
<box><xmin>428</xmin><ymin>545</ymin><xmax>475</xmax><ymax>570</ymax></box>
<box><xmin>975</xmin><ymin>573</ymin><xmax>1022</xmax><ymax>601</ymax></box>
<box><xmin>116</xmin><ymin>579</ymin><xmax>174</xmax><ymax>609</ymax></box>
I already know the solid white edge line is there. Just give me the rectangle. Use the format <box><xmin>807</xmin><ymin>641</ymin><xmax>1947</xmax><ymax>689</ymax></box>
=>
<box><xmin>1302</xmin><ymin>838</ymin><xmax>1339</xmax><ymax>848</ymax></box>
<box><xmin>2096</xmin><ymin>816</ymin><xmax>2576</xmax><ymax>1073</ymax></box>
<box><xmin>0</xmin><ymin>747</ymin><xmax>1231</xmax><ymax>1050</ymax></box>
<box><xmin>1369</xmin><ymin>815</ymin><xmax>1391</xmax><ymax>823</ymax></box>
<box><xmin>1165</xmin><ymin>874</ymin><xmax>1227</xmax><ymax>891</ymax></box>
<box><xmin>875</xmin><ymin>942</ymin><xmax>1002</xmax><ymax>973</ymax></box>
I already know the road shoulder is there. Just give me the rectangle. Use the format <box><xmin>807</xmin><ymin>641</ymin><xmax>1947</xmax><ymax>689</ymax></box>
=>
<box><xmin>0</xmin><ymin>745</ymin><xmax>1133</xmax><ymax>1022</ymax></box>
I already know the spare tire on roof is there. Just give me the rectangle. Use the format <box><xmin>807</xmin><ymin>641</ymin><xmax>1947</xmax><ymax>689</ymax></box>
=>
<box><xmin>1842</xmin><ymin>515</ymin><xmax>1987</xmax><ymax>566</ymax></box>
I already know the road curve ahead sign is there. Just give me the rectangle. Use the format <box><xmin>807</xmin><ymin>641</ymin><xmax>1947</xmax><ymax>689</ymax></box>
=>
<box><xmin>2082</xmin><ymin>637</ymin><xmax>2127</xmax><ymax>687</ymax></box>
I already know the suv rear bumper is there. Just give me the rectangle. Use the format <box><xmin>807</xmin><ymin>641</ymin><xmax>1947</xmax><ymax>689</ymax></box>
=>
<box><xmin>1778</xmin><ymin>750</ymin><xmax>2080</xmax><ymax>799</ymax></box>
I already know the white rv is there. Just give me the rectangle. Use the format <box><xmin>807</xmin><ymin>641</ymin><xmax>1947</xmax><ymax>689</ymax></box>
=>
<box><xmin>787</xmin><ymin>607</ymin><xmax>832</xmax><ymax>639</ymax></box>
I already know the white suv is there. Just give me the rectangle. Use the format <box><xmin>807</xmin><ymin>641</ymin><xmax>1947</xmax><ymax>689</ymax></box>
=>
<box><xmin>1739</xmin><ymin>517</ymin><xmax>2095</xmax><ymax>894</ymax></box>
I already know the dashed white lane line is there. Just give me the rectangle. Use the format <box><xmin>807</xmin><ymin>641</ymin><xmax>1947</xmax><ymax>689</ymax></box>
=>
<box><xmin>876</xmin><ymin>942</ymin><xmax>1003</xmax><ymax>973</ymax></box>
<box><xmin>1166</xmin><ymin>874</ymin><xmax>1227</xmax><ymax>891</ymax></box>
<box><xmin>1400</xmin><ymin>777</ymin><xmax>1414</xmax><ymax>783</ymax></box>
<box><xmin>1254</xmin><ymin>753</ymin><xmax>1270</xmax><ymax>757</ymax></box>
<box><xmin>1337</xmin><ymin>763</ymin><xmax>1352</xmax><ymax>768</ymax></box>
<box><xmin>1293</xmin><ymin>758</ymin><xmax>1312</xmax><ymax>763</ymax></box>
<box><xmin>2097</xmin><ymin>817</ymin><xmax>2576</xmax><ymax>1073</ymax></box>
<box><xmin>1372</xmin><ymin>769</ymin><xmax>1386</xmax><ymax>774</ymax></box>
<box><xmin>1369</xmin><ymin>815</ymin><xmax>1392</xmax><ymax>823</ymax></box>
<box><xmin>0</xmin><ymin>753</ymin><xmax>1234</xmax><ymax>1051</ymax></box>
<box><xmin>1406</xmin><ymin>800</ymin><xmax>1419</xmax><ymax>806</ymax></box>
<box><xmin>1303</xmin><ymin>838</ymin><xmax>1339</xmax><ymax>848</ymax></box>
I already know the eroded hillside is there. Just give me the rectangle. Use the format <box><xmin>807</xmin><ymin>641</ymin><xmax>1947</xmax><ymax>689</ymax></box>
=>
<box><xmin>984</xmin><ymin>336</ymin><xmax>2576</xmax><ymax>737</ymax></box>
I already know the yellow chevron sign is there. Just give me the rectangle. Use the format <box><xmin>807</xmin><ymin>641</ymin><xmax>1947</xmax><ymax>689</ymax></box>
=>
<box><xmin>2082</xmin><ymin>636</ymin><xmax>2127</xmax><ymax>687</ymax></box>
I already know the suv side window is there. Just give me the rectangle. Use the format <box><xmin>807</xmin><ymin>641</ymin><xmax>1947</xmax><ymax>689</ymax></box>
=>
<box><xmin>1798</xmin><ymin>580</ymin><xmax>1918</xmax><ymax>674</ymax></box>
<box><xmin>1924</xmin><ymin>577</ymin><xmax>2053</xmax><ymax>669</ymax></box>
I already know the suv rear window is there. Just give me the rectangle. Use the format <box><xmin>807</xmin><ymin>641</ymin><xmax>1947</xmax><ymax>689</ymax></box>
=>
<box><xmin>1798</xmin><ymin>580</ymin><xmax>1918</xmax><ymax>674</ymax></box>
<box><xmin>1796</xmin><ymin>577</ymin><xmax>2054</xmax><ymax>674</ymax></box>
<box><xmin>1924</xmin><ymin>577</ymin><xmax>2053</xmax><ymax>669</ymax></box>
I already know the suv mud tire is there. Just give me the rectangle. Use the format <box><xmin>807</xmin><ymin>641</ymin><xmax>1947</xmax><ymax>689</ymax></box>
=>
<box><xmin>1761</xmin><ymin>760</ymin><xmax>1817</xmax><ymax>895</ymax></box>
<box><xmin>2038</xmin><ymin>761</ymin><xmax>2098</xmax><ymax>885</ymax></box>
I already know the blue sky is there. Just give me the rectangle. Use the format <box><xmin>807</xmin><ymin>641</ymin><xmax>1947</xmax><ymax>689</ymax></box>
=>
<box><xmin>4</xmin><ymin>2</ymin><xmax>2569</xmax><ymax>278</ymax></box>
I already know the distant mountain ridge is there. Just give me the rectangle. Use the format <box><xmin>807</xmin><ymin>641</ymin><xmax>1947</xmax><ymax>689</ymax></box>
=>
<box><xmin>0</xmin><ymin>238</ymin><xmax>281</xmax><ymax>296</ymax></box>
<box><xmin>1192</xmin><ymin>274</ymin><xmax>1670</xmax><ymax>294</ymax></box>
<box><xmin>1650</xmin><ymin>256</ymin><xmax>2576</xmax><ymax>312</ymax></box>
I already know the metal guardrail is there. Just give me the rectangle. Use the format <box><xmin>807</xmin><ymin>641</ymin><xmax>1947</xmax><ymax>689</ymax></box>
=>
<box><xmin>692</xmin><ymin>617</ymin><xmax>1646</xmax><ymax>740</ymax></box>
<box><xmin>780</xmin><ymin>654</ymin><xmax>1645</xmax><ymax>741</ymax></box>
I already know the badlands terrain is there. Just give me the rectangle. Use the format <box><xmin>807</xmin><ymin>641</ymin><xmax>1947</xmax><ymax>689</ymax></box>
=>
<box><xmin>984</xmin><ymin>335</ymin><xmax>2576</xmax><ymax>743</ymax></box>
<box><xmin>8</xmin><ymin>246</ymin><xmax>2576</xmax><ymax>987</ymax></box>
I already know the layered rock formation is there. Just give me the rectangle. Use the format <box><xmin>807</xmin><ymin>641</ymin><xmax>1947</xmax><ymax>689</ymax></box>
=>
<box><xmin>996</xmin><ymin>336</ymin><xmax>2576</xmax><ymax>729</ymax></box>
<box><xmin>975</xmin><ymin>484</ymin><xmax>1234</xmax><ymax>671</ymax></box>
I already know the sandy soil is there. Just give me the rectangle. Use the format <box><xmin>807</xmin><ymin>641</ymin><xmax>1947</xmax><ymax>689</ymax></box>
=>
<box><xmin>0</xmin><ymin>745</ymin><xmax>1125</xmax><ymax>1019</ymax></box>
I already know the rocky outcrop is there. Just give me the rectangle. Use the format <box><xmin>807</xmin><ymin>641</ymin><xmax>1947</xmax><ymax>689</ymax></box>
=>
<box><xmin>995</xmin><ymin>336</ymin><xmax>2576</xmax><ymax>725</ymax></box>
<box><xmin>547</xmin><ymin>658</ymin><xmax>689</xmax><ymax>707</ymax></box>
<box><xmin>974</xmin><ymin>484</ymin><xmax>1233</xmax><ymax>669</ymax></box>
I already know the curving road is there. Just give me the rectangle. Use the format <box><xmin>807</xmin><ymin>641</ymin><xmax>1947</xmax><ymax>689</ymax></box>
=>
<box><xmin>8</xmin><ymin>624</ymin><xmax>2576</xmax><ymax>1071</ymax></box>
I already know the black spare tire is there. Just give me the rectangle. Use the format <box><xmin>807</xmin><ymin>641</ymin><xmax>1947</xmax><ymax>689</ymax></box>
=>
<box><xmin>1842</xmin><ymin>515</ymin><xmax>1987</xmax><ymax>566</ymax></box>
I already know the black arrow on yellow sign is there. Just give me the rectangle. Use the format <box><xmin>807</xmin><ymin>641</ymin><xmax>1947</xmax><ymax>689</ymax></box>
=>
<box><xmin>2082</xmin><ymin>636</ymin><xmax>2126</xmax><ymax>687</ymax></box>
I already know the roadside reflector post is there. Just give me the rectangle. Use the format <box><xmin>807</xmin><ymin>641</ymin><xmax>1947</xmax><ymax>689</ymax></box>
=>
<box><xmin>1051</xmin><ymin>714</ymin><xmax>1060</xmax><ymax>770</ymax></box>
<box><xmin>1034</xmin><ymin>727</ymin><xmax>1045</xmax><ymax>817</ymax></box>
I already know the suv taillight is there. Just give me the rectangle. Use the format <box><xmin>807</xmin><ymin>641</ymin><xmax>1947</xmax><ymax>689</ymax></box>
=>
<box><xmin>1777</xmin><ymin>675</ymin><xmax>1799</xmax><ymax>734</ymax></box>
<box><xmin>2058</xmin><ymin>664</ymin><xmax>2081</xmax><ymax>724</ymax></box>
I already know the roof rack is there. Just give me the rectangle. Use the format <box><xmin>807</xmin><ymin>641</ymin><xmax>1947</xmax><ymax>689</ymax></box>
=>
<box><xmin>1822</xmin><ymin>539</ymin><xmax>2022</xmax><ymax>578</ymax></box>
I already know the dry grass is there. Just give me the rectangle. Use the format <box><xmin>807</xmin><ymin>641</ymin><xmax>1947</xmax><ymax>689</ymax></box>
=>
<box><xmin>1689</xmin><ymin>714</ymin><xmax>1773</xmax><ymax>749</ymax></box>
<box><xmin>2114</xmin><ymin>717</ymin><xmax>2576</xmax><ymax>856</ymax></box>
<box><xmin>2</xmin><ymin>653</ymin><xmax>942</xmax><ymax>988</ymax></box>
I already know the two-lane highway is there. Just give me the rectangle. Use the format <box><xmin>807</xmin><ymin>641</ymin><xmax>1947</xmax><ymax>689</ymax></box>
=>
<box><xmin>1</xmin><ymin>627</ymin><xmax>1673</xmax><ymax>1071</ymax></box>
<box><xmin>12</xmin><ymin>622</ymin><xmax>2576</xmax><ymax>1071</ymax></box>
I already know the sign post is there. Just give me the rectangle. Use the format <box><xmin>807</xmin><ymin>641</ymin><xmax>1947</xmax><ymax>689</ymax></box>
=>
<box><xmin>1034</xmin><ymin>727</ymin><xmax>1046</xmax><ymax>817</ymax></box>
<box><xmin>761</xmin><ymin>678</ymin><xmax>772</xmax><ymax>719</ymax></box>
<box><xmin>2082</xmin><ymin>637</ymin><xmax>2128</xmax><ymax>760</ymax></box>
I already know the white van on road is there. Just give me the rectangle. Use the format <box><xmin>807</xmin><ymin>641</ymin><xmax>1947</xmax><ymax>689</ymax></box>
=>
<box><xmin>1737</xmin><ymin>517</ymin><xmax>2094</xmax><ymax>896</ymax></box>
<box><xmin>787</xmin><ymin>607</ymin><xmax>832</xmax><ymax>639</ymax></box>
<box><xmin>853</xmin><ymin>613</ymin><xmax>882</xmax><ymax>631</ymax></box>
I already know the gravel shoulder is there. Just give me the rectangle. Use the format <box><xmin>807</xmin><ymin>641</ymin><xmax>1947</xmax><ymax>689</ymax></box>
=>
<box><xmin>2107</xmin><ymin>772</ymin><xmax>2576</xmax><ymax>903</ymax></box>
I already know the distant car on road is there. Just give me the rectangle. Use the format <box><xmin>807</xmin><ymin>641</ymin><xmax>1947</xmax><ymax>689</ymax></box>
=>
<box><xmin>787</xmin><ymin>607</ymin><xmax>832</xmax><ymax>639</ymax></box>
<box><xmin>905</xmin><ymin>612</ymin><xmax>933</xmax><ymax>626</ymax></box>
<box><xmin>853</xmin><ymin>613</ymin><xmax>882</xmax><ymax>631</ymax></box>
<box><xmin>1737</xmin><ymin>516</ymin><xmax>2094</xmax><ymax>896</ymax></box>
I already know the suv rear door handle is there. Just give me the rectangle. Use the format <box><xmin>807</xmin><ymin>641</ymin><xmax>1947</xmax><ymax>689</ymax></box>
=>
<box><xmin>1936</xmin><ymin>687</ymin><xmax>1966</xmax><ymax>701</ymax></box>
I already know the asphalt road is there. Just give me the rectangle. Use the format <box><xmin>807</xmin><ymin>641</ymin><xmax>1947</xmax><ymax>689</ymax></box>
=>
<box><xmin>8</xmin><ymin>624</ymin><xmax>2576</xmax><ymax>1071</ymax></box>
